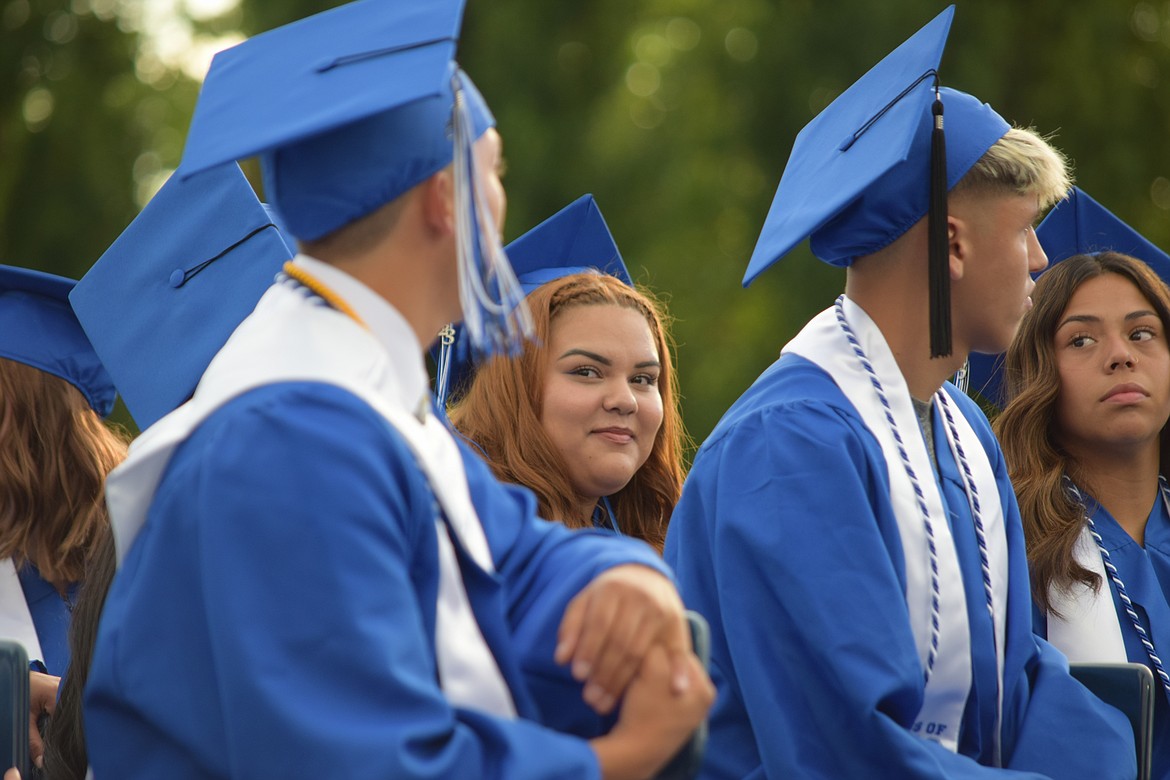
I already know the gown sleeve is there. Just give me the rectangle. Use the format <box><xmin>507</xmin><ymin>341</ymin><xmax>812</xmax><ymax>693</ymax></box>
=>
<box><xmin>458</xmin><ymin>439</ymin><xmax>673</xmax><ymax>737</ymax></box>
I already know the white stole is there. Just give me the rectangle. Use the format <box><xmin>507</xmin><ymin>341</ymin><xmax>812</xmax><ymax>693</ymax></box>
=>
<box><xmin>105</xmin><ymin>280</ymin><xmax>516</xmax><ymax>717</ymax></box>
<box><xmin>1047</xmin><ymin>524</ymin><xmax>1127</xmax><ymax>663</ymax></box>
<box><xmin>784</xmin><ymin>298</ymin><xmax>1007</xmax><ymax>755</ymax></box>
<box><xmin>0</xmin><ymin>559</ymin><xmax>41</xmax><ymax>663</ymax></box>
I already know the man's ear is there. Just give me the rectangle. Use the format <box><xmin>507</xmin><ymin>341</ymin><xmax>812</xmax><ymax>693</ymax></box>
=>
<box><xmin>420</xmin><ymin>169</ymin><xmax>456</xmax><ymax>236</ymax></box>
<box><xmin>948</xmin><ymin>213</ymin><xmax>968</xmax><ymax>281</ymax></box>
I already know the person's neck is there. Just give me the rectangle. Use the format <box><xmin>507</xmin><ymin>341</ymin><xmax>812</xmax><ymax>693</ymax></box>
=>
<box><xmin>844</xmin><ymin>230</ymin><xmax>966</xmax><ymax>401</ymax></box>
<box><xmin>842</xmin><ymin>289</ymin><xmax>965</xmax><ymax>402</ymax></box>
<box><xmin>573</xmin><ymin>495</ymin><xmax>600</xmax><ymax>527</ymax></box>
<box><xmin>1070</xmin><ymin>441</ymin><xmax>1162</xmax><ymax>546</ymax></box>
<box><xmin>314</xmin><ymin>241</ymin><xmax>458</xmax><ymax>354</ymax></box>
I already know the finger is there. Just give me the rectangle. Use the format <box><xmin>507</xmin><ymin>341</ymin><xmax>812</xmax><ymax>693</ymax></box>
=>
<box><xmin>663</xmin><ymin>611</ymin><xmax>695</xmax><ymax>693</ymax></box>
<box><xmin>570</xmin><ymin>592</ymin><xmax>620</xmax><ymax>684</ymax></box>
<box><xmin>5</xmin><ymin>768</ymin><xmax>19</xmax><ymax>780</ymax></box>
<box><xmin>28</xmin><ymin>720</ymin><xmax>42</xmax><ymax>769</ymax></box>
<box><xmin>31</xmin><ymin>673</ymin><xmax>59</xmax><ymax>716</ymax></box>
<box><xmin>586</xmin><ymin>605</ymin><xmax>659</xmax><ymax>712</ymax></box>
<box><xmin>555</xmin><ymin>591</ymin><xmax>590</xmax><ymax>666</ymax></box>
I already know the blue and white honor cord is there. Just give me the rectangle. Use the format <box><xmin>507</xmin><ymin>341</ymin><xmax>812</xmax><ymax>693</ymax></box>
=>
<box><xmin>938</xmin><ymin>389</ymin><xmax>1003</xmax><ymax>766</ymax></box>
<box><xmin>834</xmin><ymin>297</ymin><xmax>1000</xmax><ymax>685</ymax></box>
<box><xmin>1067</xmin><ymin>477</ymin><xmax>1170</xmax><ymax>700</ymax></box>
<box><xmin>450</xmin><ymin>74</ymin><xmax>532</xmax><ymax>361</ymax></box>
<box><xmin>834</xmin><ymin>296</ymin><xmax>943</xmax><ymax>682</ymax></box>
<box><xmin>937</xmin><ymin>396</ymin><xmax>997</xmax><ymax>630</ymax></box>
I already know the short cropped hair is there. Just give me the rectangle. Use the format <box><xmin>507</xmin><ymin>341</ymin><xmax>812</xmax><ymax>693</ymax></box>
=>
<box><xmin>953</xmin><ymin>127</ymin><xmax>1072</xmax><ymax>210</ymax></box>
<box><xmin>298</xmin><ymin>191</ymin><xmax>410</xmax><ymax>261</ymax></box>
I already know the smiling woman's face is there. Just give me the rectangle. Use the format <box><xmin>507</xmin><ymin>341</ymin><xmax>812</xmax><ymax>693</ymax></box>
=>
<box><xmin>539</xmin><ymin>302</ymin><xmax>664</xmax><ymax>517</ymax></box>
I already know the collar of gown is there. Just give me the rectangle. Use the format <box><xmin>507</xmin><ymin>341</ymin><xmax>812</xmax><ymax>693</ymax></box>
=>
<box><xmin>293</xmin><ymin>254</ymin><xmax>429</xmax><ymax>414</ymax></box>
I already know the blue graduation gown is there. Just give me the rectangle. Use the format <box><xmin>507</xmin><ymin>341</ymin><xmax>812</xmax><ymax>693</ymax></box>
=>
<box><xmin>84</xmin><ymin>382</ymin><xmax>669</xmax><ymax>779</ymax></box>
<box><xmin>1035</xmin><ymin>493</ymin><xmax>1170</xmax><ymax>779</ymax></box>
<box><xmin>17</xmin><ymin>563</ymin><xmax>76</xmax><ymax>674</ymax></box>
<box><xmin>664</xmin><ymin>353</ymin><xmax>1135</xmax><ymax>779</ymax></box>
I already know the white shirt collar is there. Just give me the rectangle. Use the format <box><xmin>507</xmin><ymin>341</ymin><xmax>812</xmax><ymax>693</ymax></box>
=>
<box><xmin>292</xmin><ymin>254</ymin><xmax>430</xmax><ymax>414</ymax></box>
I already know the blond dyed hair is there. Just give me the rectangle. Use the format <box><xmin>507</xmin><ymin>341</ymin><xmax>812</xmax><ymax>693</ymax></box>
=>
<box><xmin>953</xmin><ymin>127</ymin><xmax>1072</xmax><ymax>210</ymax></box>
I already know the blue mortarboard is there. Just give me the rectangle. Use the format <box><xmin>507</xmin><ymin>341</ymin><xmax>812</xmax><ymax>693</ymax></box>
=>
<box><xmin>0</xmin><ymin>265</ymin><xmax>115</xmax><ymax>416</ymax></box>
<box><xmin>509</xmin><ymin>195</ymin><xmax>632</xmax><ymax>293</ymax></box>
<box><xmin>177</xmin><ymin>0</ymin><xmax>494</xmax><ymax>243</ymax></box>
<box><xmin>965</xmin><ymin>186</ymin><xmax>1170</xmax><ymax>406</ymax></box>
<box><xmin>69</xmin><ymin>163</ymin><xmax>293</xmax><ymax>429</ymax></box>
<box><xmin>746</xmin><ymin>5</ymin><xmax>1008</xmax><ymax>357</ymax></box>
<box><xmin>1032</xmin><ymin>187</ymin><xmax>1170</xmax><ymax>276</ymax></box>
<box><xmin>435</xmin><ymin>194</ymin><xmax>633</xmax><ymax>406</ymax></box>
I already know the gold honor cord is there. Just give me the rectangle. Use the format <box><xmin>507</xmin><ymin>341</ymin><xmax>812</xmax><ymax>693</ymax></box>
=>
<box><xmin>282</xmin><ymin>261</ymin><xmax>368</xmax><ymax>329</ymax></box>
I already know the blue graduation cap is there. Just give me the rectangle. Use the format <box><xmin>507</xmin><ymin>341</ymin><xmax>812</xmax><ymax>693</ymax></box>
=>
<box><xmin>746</xmin><ymin>5</ymin><xmax>1008</xmax><ymax>357</ymax></box>
<box><xmin>69</xmin><ymin>163</ymin><xmax>293</xmax><ymax>430</ymax></box>
<box><xmin>0</xmin><ymin>265</ymin><xmax>115</xmax><ymax>416</ymax></box>
<box><xmin>435</xmin><ymin>194</ymin><xmax>632</xmax><ymax>406</ymax></box>
<box><xmin>177</xmin><ymin>0</ymin><xmax>494</xmax><ymax>243</ymax></box>
<box><xmin>509</xmin><ymin>195</ymin><xmax>632</xmax><ymax>293</ymax></box>
<box><xmin>1032</xmin><ymin>187</ymin><xmax>1170</xmax><ymax>276</ymax></box>
<box><xmin>965</xmin><ymin>186</ymin><xmax>1170</xmax><ymax>406</ymax></box>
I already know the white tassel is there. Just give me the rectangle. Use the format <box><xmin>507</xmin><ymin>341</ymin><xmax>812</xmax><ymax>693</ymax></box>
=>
<box><xmin>435</xmin><ymin>323</ymin><xmax>456</xmax><ymax>409</ymax></box>
<box><xmin>451</xmin><ymin>74</ymin><xmax>532</xmax><ymax>360</ymax></box>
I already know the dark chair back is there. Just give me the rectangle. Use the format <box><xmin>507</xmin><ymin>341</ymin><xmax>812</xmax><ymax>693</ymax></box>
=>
<box><xmin>653</xmin><ymin>611</ymin><xmax>710</xmax><ymax>780</ymax></box>
<box><xmin>0</xmin><ymin>641</ymin><xmax>29</xmax><ymax>778</ymax></box>
<box><xmin>1070</xmin><ymin>662</ymin><xmax>1154</xmax><ymax>780</ymax></box>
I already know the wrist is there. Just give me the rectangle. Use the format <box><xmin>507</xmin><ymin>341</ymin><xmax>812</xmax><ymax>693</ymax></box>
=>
<box><xmin>590</xmin><ymin>731</ymin><xmax>663</xmax><ymax>780</ymax></box>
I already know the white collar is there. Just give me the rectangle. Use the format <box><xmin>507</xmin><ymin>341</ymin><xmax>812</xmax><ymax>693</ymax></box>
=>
<box><xmin>294</xmin><ymin>254</ymin><xmax>429</xmax><ymax>414</ymax></box>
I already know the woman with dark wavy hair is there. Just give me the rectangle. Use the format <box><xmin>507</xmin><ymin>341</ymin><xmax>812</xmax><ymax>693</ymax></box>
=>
<box><xmin>0</xmin><ymin>266</ymin><xmax>125</xmax><ymax>678</ymax></box>
<box><xmin>0</xmin><ymin>265</ymin><xmax>125</xmax><ymax>775</ymax></box>
<box><xmin>996</xmin><ymin>242</ymin><xmax>1170</xmax><ymax>777</ymax></box>
<box><xmin>998</xmin><ymin>250</ymin><xmax>1170</xmax><ymax>612</ymax></box>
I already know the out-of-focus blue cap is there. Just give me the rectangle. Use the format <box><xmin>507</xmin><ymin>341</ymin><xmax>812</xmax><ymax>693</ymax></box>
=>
<box><xmin>1033</xmin><ymin>187</ymin><xmax>1170</xmax><ymax>275</ymax></box>
<box><xmin>69</xmin><ymin>163</ymin><xmax>294</xmax><ymax>429</ymax></box>
<box><xmin>966</xmin><ymin>186</ymin><xmax>1170</xmax><ymax>406</ymax></box>
<box><xmin>509</xmin><ymin>194</ymin><xmax>632</xmax><ymax>293</ymax></box>
<box><xmin>436</xmin><ymin>194</ymin><xmax>632</xmax><ymax>405</ymax></box>
<box><xmin>177</xmin><ymin>0</ymin><xmax>494</xmax><ymax>242</ymax></box>
<box><xmin>0</xmin><ymin>265</ymin><xmax>115</xmax><ymax>416</ymax></box>
<box><xmin>744</xmin><ymin>5</ymin><xmax>1009</xmax><ymax>286</ymax></box>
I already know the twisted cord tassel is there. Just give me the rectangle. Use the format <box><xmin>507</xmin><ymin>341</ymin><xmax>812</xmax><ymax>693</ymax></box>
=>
<box><xmin>834</xmin><ymin>295</ymin><xmax>941</xmax><ymax>682</ymax></box>
<box><xmin>1067</xmin><ymin>478</ymin><xmax>1170</xmax><ymax>700</ymax></box>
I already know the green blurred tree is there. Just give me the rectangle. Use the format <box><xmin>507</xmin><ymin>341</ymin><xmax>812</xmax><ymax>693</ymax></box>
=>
<box><xmin>5</xmin><ymin>0</ymin><xmax>1170</xmax><ymax>446</ymax></box>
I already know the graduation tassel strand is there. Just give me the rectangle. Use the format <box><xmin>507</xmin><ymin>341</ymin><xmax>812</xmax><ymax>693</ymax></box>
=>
<box><xmin>1066</xmin><ymin>477</ymin><xmax>1170</xmax><ymax>702</ymax></box>
<box><xmin>451</xmin><ymin>72</ymin><xmax>533</xmax><ymax>361</ymax></box>
<box><xmin>928</xmin><ymin>90</ymin><xmax>952</xmax><ymax>359</ymax></box>
<box><xmin>435</xmin><ymin>323</ymin><xmax>456</xmax><ymax>410</ymax></box>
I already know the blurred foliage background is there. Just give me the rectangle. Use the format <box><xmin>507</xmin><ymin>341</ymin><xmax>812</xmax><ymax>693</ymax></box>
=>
<box><xmin>4</xmin><ymin>0</ymin><xmax>1170</xmax><ymax>447</ymax></box>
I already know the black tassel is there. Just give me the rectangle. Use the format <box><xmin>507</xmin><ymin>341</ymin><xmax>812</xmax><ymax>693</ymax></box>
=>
<box><xmin>928</xmin><ymin>92</ymin><xmax>951</xmax><ymax>358</ymax></box>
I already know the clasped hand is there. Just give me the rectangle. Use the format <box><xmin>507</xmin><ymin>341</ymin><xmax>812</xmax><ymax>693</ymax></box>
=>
<box><xmin>554</xmin><ymin>563</ymin><xmax>694</xmax><ymax>714</ymax></box>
